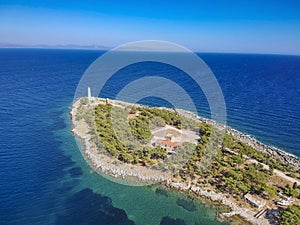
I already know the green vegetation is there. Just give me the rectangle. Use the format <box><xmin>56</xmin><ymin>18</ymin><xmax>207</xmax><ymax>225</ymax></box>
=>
<box><xmin>76</xmin><ymin>100</ymin><xmax>299</xmax><ymax>205</ymax></box>
<box><xmin>165</xmin><ymin>142</ymin><xmax>196</xmax><ymax>172</ymax></box>
<box><xmin>178</xmin><ymin>131</ymin><xmax>296</xmax><ymax>199</ymax></box>
<box><xmin>74</xmin><ymin>99</ymin><xmax>300</xmax><ymax>225</ymax></box>
<box><xmin>129</xmin><ymin>116</ymin><xmax>152</xmax><ymax>143</ymax></box>
<box><xmin>180</xmin><ymin>148</ymin><xmax>272</xmax><ymax>197</ymax></box>
<box><xmin>77</xmin><ymin>102</ymin><xmax>200</xmax><ymax>166</ymax></box>
<box><xmin>293</xmin><ymin>182</ymin><xmax>298</xmax><ymax>190</ymax></box>
<box><xmin>279</xmin><ymin>205</ymin><xmax>300</xmax><ymax>225</ymax></box>
<box><xmin>221</xmin><ymin>134</ymin><xmax>294</xmax><ymax>172</ymax></box>
<box><xmin>283</xmin><ymin>184</ymin><xmax>298</xmax><ymax>198</ymax></box>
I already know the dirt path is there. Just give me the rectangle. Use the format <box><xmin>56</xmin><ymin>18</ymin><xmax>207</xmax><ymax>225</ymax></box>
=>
<box><xmin>247</xmin><ymin>158</ymin><xmax>300</xmax><ymax>185</ymax></box>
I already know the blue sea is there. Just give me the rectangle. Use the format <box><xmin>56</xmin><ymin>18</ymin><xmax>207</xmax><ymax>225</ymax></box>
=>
<box><xmin>0</xmin><ymin>48</ymin><xmax>299</xmax><ymax>225</ymax></box>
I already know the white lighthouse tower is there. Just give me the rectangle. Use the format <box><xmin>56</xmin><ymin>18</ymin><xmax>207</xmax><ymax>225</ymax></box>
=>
<box><xmin>87</xmin><ymin>86</ymin><xmax>92</xmax><ymax>103</ymax></box>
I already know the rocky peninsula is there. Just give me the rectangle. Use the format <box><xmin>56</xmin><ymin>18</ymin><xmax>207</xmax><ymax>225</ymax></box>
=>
<box><xmin>70</xmin><ymin>97</ymin><xmax>300</xmax><ymax>225</ymax></box>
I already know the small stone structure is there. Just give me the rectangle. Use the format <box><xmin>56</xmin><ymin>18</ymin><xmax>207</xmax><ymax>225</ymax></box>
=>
<box><xmin>244</xmin><ymin>193</ymin><xmax>266</xmax><ymax>209</ymax></box>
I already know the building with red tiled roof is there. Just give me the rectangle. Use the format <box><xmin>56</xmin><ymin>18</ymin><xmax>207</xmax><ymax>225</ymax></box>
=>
<box><xmin>157</xmin><ymin>139</ymin><xmax>180</xmax><ymax>153</ymax></box>
<box><xmin>158</xmin><ymin>139</ymin><xmax>180</xmax><ymax>147</ymax></box>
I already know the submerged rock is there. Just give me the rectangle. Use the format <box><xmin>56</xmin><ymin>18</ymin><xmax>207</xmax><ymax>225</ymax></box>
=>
<box><xmin>155</xmin><ymin>187</ymin><xmax>169</xmax><ymax>197</ymax></box>
<box><xmin>176</xmin><ymin>198</ymin><xmax>197</xmax><ymax>212</ymax></box>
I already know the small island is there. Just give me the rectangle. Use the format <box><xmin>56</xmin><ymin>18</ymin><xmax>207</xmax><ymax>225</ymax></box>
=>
<box><xmin>70</xmin><ymin>92</ymin><xmax>300</xmax><ymax>225</ymax></box>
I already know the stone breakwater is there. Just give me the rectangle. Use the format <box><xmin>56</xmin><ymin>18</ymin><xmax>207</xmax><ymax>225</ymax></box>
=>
<box><xmin>176</xmin><ymin>108</ymin><xmax>300</xmax><ymax>169</ymax></box>
<box><xmin>167</xmin><ymin>182</ymin><xmax>270</xmax><ymax>225</ymax></box>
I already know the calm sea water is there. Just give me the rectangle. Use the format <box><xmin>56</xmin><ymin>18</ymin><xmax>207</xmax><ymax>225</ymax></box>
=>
<box><xmin>0</xmin><ymin>48</ymin><xmax>299</xmax><ymax>225</ymax></box>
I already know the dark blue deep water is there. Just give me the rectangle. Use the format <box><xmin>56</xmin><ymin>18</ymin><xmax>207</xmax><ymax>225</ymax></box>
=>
<box><xmin>0</xmin><ymin>48</ymin><xmax>299</xmax><ymax>225</ymax></box>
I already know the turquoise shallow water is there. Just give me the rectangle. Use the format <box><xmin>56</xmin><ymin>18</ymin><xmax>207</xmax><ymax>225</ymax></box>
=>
<box><xmin>55</xmin><ymin>104</ymin><xmax>227</xmax><ymax>225</ymax></box>
<box><xmin>0</xmin><ymin>48</ymin><xmax>299</xmax><ymax>224</ymax></box>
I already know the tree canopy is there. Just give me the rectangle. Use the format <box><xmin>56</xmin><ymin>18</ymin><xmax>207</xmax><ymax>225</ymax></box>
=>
<box><xmin>279</xmin><ymin>205</ymin><xmax>300</xmax><ymax>225</ymax></box>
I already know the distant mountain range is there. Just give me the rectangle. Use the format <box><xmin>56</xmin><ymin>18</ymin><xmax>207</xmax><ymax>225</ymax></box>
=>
<box><xmin>0</xmin><ymin>42</ymin><xmax>110</xmax><ymax>50</ymax></box>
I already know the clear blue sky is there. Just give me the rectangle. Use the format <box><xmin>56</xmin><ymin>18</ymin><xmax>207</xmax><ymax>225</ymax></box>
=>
<box><xmin>1</xmin><ymin>0</ymin><xmax>300</xmax><ymax>54</ymax></box>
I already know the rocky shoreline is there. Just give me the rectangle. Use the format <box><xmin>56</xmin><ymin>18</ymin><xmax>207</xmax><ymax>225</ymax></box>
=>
<box><xmin>166</xmin><ymin>181</ymin><xmax>270</xmax><ymax>225</ymax></box>
<box><xmin>176</xmin><ymin>108</ymin><xmax>300</xmax><ymax>169</ymax></box>
<box><xmin>70</xmin><ymin>97</ymin><xmax>299</xmax><ymax>225</ymax></box>
<box><xmin>226</xmin><ymin>128</ymin><xmax>300</xmax><ymax>169</ymax></box>
<box><xmin>70</xmin><ymin>98</ymin><xmax>172</xmax><ymax>185</ymax></box>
